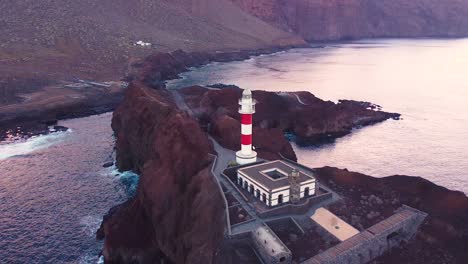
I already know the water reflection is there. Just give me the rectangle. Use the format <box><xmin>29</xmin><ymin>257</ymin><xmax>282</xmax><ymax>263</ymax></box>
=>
<box><xmin>168</xmin><ymin>39</ymin><xmax>468</xmax><ymax>194</ymax></box>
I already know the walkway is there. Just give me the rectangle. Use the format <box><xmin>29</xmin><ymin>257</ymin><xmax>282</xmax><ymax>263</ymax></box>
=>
<box><xmin>171</xmin><ymin>90</ymin><xmax>195</xmax><ymax>116</ymax></box>
<box><xmin>210</xmin><ymin>137</ymin><xmax>263</xmax><ymax>234</ymax></box>
<box><xmin>210</xmin><ymin>137</ymin><xmax>340</xmax><ymax>234</ymax></box>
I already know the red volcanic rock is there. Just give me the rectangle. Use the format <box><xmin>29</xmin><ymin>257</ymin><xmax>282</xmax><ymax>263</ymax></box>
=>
<box><xmin>230</xmin><ymin>0</ymin><xmax>468</xmax><ymax>41</ymax></box>
<box><xmin>180</xmin><ymin>86</ymin><xmax>399</xmax><ymax>145</ymax></box>
<box><xmin>99</xmin><ymin>81</ymin><xmax>226</xmax><ymax>263</ymax></box>
<box><xmin>315</xmin><ymin>167</ymin><xmax>468</xmax><ymax>264</ymax></box>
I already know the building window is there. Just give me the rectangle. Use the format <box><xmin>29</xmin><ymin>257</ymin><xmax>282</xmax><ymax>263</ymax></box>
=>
<box><xmin>256</xmin><ymin>189</ymin><xmax>260</xmax><ymax>198</ymax></box>
<box><xmin>278</xmin><ymin>194</ymin><xmax>283</xmax><ymax>204</ymax></box>
<box><xmin>304</xmin><ymin>187</ymin><xmax>310</xmax><ymax>197</ymax></box>
<box><xmin>238</xmin><ymin>177</ymin><xmax>243</xmax><ymax>186</ymax></box>
<box><xmin>249</xmin><ymin>184</ymin><xmax>254</xmax><ymax>194</ymax></box>
<box><xmin>262</xmin><ymin>193</ymin><xmax>267</xmax><ymax>203</ymax></box>
<box><xmin>243</xmin><ymin>181</ymin><xmax>248</xmax><ymax>189</ymax></box>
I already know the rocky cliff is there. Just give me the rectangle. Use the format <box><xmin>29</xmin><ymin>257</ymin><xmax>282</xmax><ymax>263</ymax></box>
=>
<box><xmin>98</xmin><ymin>80</ymin><xmax>226</xmax><ymax>263</ymax></box>
<box><xmin>230</xmin><ymin>0</ymin><xmax>468</xmax><ymax>40</ymax></box>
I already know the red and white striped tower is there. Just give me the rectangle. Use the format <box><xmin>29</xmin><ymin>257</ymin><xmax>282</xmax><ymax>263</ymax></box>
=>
<box><xmin>236</xmin><ymin>89</ymin><xmax>257</xmax><ymax>165</ymax></box>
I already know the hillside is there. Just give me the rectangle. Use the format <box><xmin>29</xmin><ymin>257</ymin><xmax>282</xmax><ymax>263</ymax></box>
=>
<box><xmin>0</xmin><ymin>0</ymin><xmax>303</xmax><ymax>82</ymax></box>
<box><xmin>230</xmin><ymin>0</ymin><xmax>468</xmax><ymax>41</ymax></box>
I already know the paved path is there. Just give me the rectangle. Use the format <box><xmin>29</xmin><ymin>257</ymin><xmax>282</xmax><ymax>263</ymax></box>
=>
<box><xmin>171</xmin><ymin>90</ymin><xmax>195</xmax><ymax>116</ymax></box>
<box><xmin>294</xmin><ymin>93</ymin><xmax>308</xmax><ymax>105</ymax></box>
<box><xmin>210</xmin><ymin>138</ymin><xmax>264</xmax><ymax>234</ymax></box>
<box><xmin>210</xmin><ymin>137</ymin><xmax>341</xmax><ymax>234</ymax></box>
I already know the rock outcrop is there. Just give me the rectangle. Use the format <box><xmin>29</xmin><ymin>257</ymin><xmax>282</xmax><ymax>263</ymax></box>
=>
<box><xmin>98</xmin><ymin>80</ymin><xmax>226</xmax><ymax>263</ymax></box>
<box><xmin>230</xmin><ymin>0</ymin><xmax>468</xmax><ymax>41</ymax></box>
<box><xmin>179</xmin><ymin>85</ymin><xmax>399</xmax><ymax>146</ymax></box>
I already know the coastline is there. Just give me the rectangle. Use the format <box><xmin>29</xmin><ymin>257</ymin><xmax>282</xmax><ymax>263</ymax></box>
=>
<box><xmin>0</xmin><ymin>44</ymin><xmax>307</xmax><ymax>142</ymax></box>
<box><xmin>98</xmin><ymin>64</ymin><xmax>468</xmax><ymax>262</ymax></box>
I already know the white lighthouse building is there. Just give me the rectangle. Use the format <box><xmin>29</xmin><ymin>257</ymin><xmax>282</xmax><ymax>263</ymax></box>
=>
<box><xmin>236</xmin><ymin>89</ymin><xmax>258</xmax><ymax>165</ymax></box>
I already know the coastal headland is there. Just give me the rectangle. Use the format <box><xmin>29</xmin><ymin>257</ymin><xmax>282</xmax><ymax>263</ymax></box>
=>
<box><xmin>97</xmin><ymin>55</ymin><xmax>468</xmax><ymax>263</ymax></box>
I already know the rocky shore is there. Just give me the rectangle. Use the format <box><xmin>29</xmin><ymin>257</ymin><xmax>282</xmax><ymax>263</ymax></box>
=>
<box><xmin>98</xmin><ymin>53</ymin><xmax>468</xmax><ymax>263</ymax></box>
<box><xmin>0</xmin><ymin>46</ymin><xmax>303</xmax><ymax>141</ymax></box>
<box><xmin>178</xmin><ymin>85</ymin><xmax>400</xmax><ymax>146</ymax></box>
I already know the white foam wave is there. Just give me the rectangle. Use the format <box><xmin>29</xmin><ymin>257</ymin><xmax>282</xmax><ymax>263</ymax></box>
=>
<box><xmin>99</xmin><ymin>165</ymin><xmax>140</xmax><ymax>197</ymax></box>
<box><xmin>78</xmin><ymin>254</ymin><xmax>103</xmax><ymax>264</ymax></box>
<box><xmin>0</xmin><ymin>131</ymin><xmax>70</xmax><ymax>160</ymax></box>
<box><xmin>79</xmin><ymin>215</ymin><xmax>102</xmax><ymax>237</ymax></box>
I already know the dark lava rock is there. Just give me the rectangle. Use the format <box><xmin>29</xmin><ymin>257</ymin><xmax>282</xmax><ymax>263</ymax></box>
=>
<box><xmin>99</xmin><ymin>80</ymin><xmax>226</xmax><ymax>264</ymax></box>
<box><xmin>53</xmin><ymin>125</ymin><xmax>68</xmax><ymax>132</ymax></box>
<box><xmin>179</xmin><ymin>86</ymin><xmax>400</xmax><ymax>146</ymax></box>
<box><xmin>102</xmin><ymin>161</ymin><xmax>114</xmax><ymax>168</ymax></box>
<box><xmin>207</xmin><ymin>83</ymin><xmax>241</xmax><ymax>90</ymax></box>
<box><xmin>42</xmin><ymin>119</ymin><xmax>58</xmax><ymax>126</ymax></box>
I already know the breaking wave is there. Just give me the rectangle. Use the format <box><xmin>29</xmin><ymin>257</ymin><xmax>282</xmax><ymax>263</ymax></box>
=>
<box><xmin>101</xmin><ymin>165</ymin><xmax>140</xmax><ymax>197</ymax></box>
<box><xmin>0</xmin><ymin>130</ymin><xmax>71</xmax><ymax>160</ymax></box>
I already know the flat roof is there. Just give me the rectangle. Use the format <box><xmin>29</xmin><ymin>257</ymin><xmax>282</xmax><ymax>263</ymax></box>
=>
<box><xmin>310</xmin><ymin>208</ymin><xmax>360</xmax><ymax>242</ymax></box>
<box><xmin>238</xmin><ymin>160</ymin><xmax>315</xmax><ymax>190</ymax></box>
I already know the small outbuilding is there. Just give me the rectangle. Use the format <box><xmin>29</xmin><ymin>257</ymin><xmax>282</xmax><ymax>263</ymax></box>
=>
<box><xmin>251</xmin><ymin>225</ymin><xmax>292</xmax><ymax>264</ymax></box>
<box><xmin>237</xmin><ymin>160</ymin><xmax>316</xmax><ymax>207</ymax></box>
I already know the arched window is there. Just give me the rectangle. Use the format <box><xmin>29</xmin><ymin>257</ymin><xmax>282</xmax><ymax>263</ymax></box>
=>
<box><xmin>249</xmin><ymin>184</ymin><xmax>254</xmax><ymax>194</ymax></box>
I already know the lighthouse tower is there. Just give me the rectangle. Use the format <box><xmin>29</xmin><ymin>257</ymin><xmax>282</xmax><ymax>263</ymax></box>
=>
<box><xmin>236</xmin><ymin>89</ymin><xmax>257</xmax><ymax>165</ymax></box>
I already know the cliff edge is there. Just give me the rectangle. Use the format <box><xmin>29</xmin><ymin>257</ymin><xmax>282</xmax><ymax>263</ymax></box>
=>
<box><xmin>230</xmin><ymin>0</ymin><xmax>468</xmax><ymax>41</ymax></box>
<box><xmin>98</xmin><ymin>81</ymin><xmax>226</xmax><ymax>263</ymax></box>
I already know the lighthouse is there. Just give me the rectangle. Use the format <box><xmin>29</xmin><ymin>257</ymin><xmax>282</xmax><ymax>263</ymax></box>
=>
<box><xmin>236</xmin><ymin>89</ymin><xmax>257</xmax><ymax>165</ymax></box>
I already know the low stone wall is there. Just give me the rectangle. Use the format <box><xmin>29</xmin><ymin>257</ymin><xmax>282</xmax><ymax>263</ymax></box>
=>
<box><xmin>221</xmin><ymin>172</ymin><xmax>250</xmax><ymax>202</ymax></box>
<box><xmin>302</xmin><ymin>205</ymin><xmax>428</xmax><ymax>264</ymax></box>
<box><xmin>226</xmin><ymin>231</ymin><xmax>251</xmax><ymax>240</ymax></box>
<box><xmin>231</xmin><ymin>218</ymin><xmax>257</xmax><ymax>229</ymax></box>
<box><xmin>209</xmin><ymin>154</ymin><xmax>232</xmax><ymax>235</ymax></box>
<box><xmin>259</xmin><ymin>191</ymin><xmax>333</xmax><ymax>219</ymax></box>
